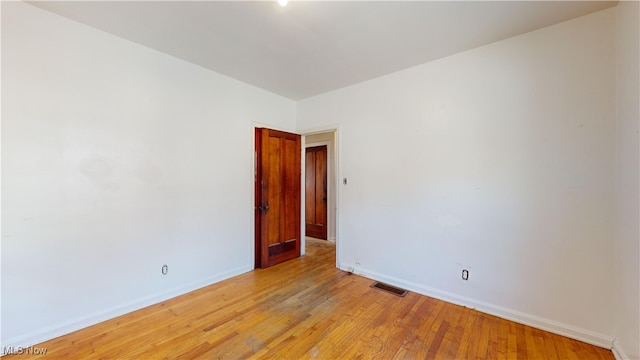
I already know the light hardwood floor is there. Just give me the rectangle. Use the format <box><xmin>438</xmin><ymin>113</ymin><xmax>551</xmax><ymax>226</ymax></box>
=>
<box><xmin>4</xmin><ymin>239</ymin><xmax>614</xmax><ymax>359</ymax></box>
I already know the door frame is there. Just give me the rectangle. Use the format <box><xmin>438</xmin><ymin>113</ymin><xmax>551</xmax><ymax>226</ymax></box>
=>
<box><xmin>251</xmin><ymin>123</ymin><xmax>341</xmax><ymax>270</ymax></box>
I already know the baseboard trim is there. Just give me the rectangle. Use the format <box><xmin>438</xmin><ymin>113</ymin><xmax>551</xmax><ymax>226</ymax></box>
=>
<box><xmin>340</xmin><ymin>263</ymin><xmax>614</xmax><ymax>350</ymax></box>
<box><xmin>612</xmin><ymin>339</ymin><xmax>629</xmax><ymax>360</ymax></box>
<box><xmin>6</xmin><ymin>263</ymin><xmax>616</xmax><ymax>352</ymax></box>
<box><xmin>2</xmin><ymin>265</ymin><xmax>253</xmax><ymax>350</ymax></box>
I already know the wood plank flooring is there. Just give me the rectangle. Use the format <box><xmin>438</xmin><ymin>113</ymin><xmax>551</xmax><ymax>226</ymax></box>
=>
<box><xmin>4</xmin><ymin>239</ymin><xmax>614</xmax><ymax>359</ymax></box>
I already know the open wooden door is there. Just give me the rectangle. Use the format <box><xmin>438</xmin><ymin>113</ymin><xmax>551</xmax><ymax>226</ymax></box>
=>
<box><xmin>255</xmin><ymin>128</ymin><xmax>301</xmax><ymax>268</ymax></box>
<box><xmin>305</xmin><ymin>146</ymin><xmax>328</xmax><ymax>240</ymax></box>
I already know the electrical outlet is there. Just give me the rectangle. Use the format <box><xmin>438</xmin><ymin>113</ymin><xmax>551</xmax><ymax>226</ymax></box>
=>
<box><xmin>162</xmin><ymin>265</ymin><xmax>169</xmax><ymax>275</ymax></box>
<box><xmin>462</xmin><ymin>269</ymin><xmax>469</xmax><ymax>281</ymax></box>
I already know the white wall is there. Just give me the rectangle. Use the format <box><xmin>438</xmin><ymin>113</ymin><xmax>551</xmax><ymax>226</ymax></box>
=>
<box><xmin>1</xmin><ymin>2</ymin><xmax>295</xmax><ymax>347</ymax></box>
<box><xmin>613</xmin><ymin>2</ymin><xmax>640</xmax><ymax>359</ymax></box>
<box><xmin>2</xmin><ymin>1</ymin><xmax>634</xmax><ymax>352</ymax></box>
<box><xmin>298</xmin><ymin>9</ymin><xmax>616</xmax><ymax>346</ymax></box>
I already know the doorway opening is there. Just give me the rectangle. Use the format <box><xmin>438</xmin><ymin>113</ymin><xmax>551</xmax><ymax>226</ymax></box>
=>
<box><xmin>304</xmin><ymin>130</ymin><xmax>338</xmax><ymax>266</ymax></box>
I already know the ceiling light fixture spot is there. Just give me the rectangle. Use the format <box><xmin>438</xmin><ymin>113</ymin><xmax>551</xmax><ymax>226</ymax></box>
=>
<box><xmin>278</xmin><ymin>0</ymin><xmax>288</xmax><ymax>7</ymax></box>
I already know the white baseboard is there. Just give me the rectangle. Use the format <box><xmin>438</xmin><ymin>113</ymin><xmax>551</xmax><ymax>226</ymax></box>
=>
<box><xmin>2</xmin><ymin>266</ymin><xmax>252</xmax><ymax>350</ymax></box>
<box><xmin>612</xmin><ymin>339</ymin><xmax>629</xmax><ymax>360</ymax></box>
<box><xmin>4</xmin><ymin>263</ymin><xmax>617</xmax><ymax>353</ymax></box>
<box><xmin>339</xmin><ymin>263</ymin><xmax>615</xmax><ymax>350</ymax></box>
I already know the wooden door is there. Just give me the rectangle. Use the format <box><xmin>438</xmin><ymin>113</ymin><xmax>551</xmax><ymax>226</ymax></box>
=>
<box><xmin>305</xmin><ymin>146</ymin><xmax>328</xmax><ymax>240</ymax></box>
<box><xmin>255</xmin><ymin>128</ymin><xmax>301</xmax><ymax>268</ymax></box>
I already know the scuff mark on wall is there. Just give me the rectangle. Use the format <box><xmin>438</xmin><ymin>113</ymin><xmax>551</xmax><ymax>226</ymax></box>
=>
<box><xmin>78</xmin><ymin>155</ymin><xmax>119</xmax><ymax>191</ymax></box>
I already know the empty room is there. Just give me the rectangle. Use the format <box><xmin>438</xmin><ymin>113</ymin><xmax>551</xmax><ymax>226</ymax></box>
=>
<box><xmin>1</xmin><ymin>0</ymin><xmax>638</xmax><ymax>359</ymax></box>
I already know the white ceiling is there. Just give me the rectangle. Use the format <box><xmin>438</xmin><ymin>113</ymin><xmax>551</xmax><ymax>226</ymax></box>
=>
<box><xmin>29</xmin><ymin>1</ymin><xmax>617</xmax><ymax>101</ymax></box>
